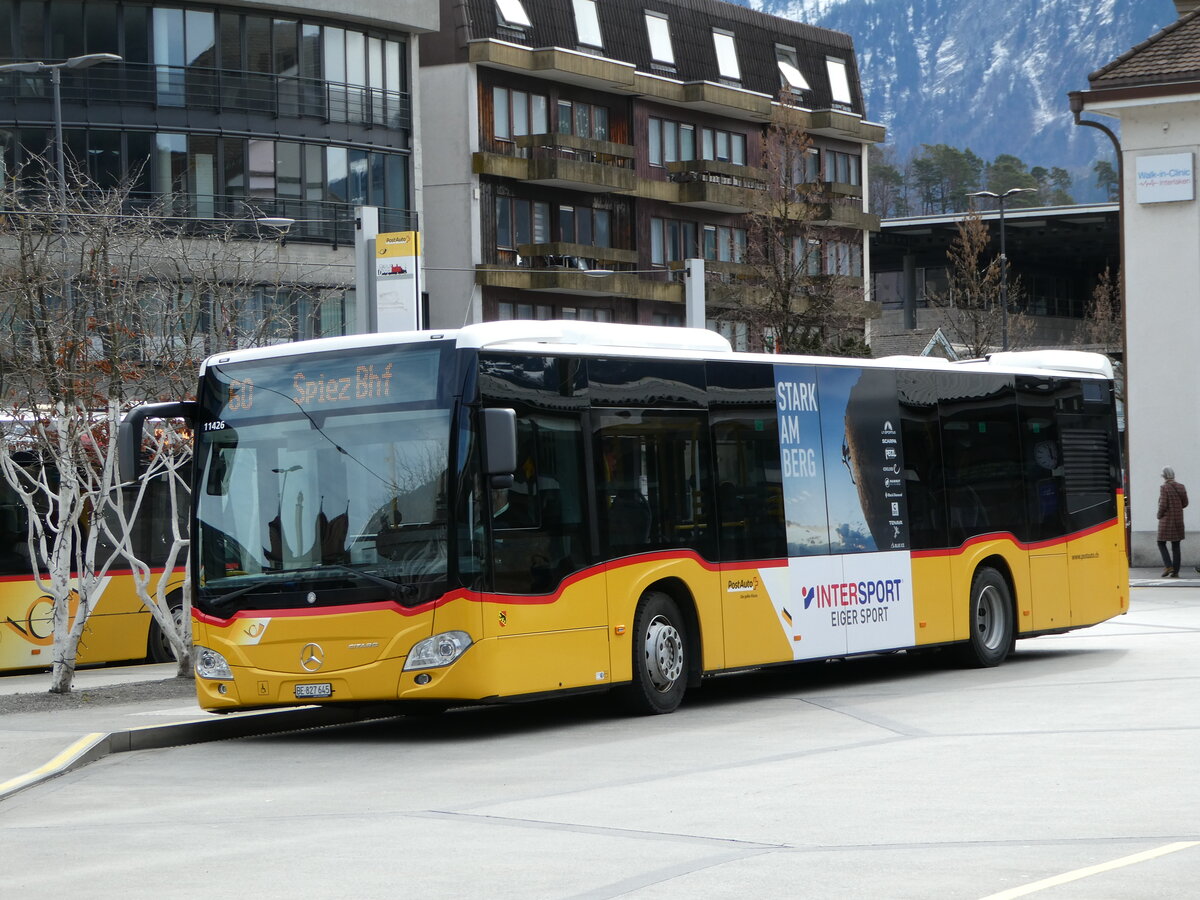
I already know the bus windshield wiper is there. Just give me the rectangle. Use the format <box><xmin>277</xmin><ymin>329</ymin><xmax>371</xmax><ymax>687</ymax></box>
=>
<box><xmin>206</xmin><ymin>580</ymin><xmax>273</xmax><ymax>615</ymax></box>
<box><xmin>203</xmin><ymin>566</ymin><xmax>418</xmax><ymax>616</ymax></box>
<box><xmin>277</xmin><ymin>564</ymin><xmax>419</xmax><ymax>601</ymax></box>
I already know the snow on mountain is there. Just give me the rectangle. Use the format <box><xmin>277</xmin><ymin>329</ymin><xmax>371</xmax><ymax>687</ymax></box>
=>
<box><xmin>743</xmin><ymin>0</ymin><xmax>1178</xmax><ymax>195</ymax></box>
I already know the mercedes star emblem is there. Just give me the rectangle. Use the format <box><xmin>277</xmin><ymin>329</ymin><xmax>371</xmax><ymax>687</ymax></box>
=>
<box><xmin>300</xmin><ymin>642</ymin><xmax>324</xmax><ymax>672</ymax></box>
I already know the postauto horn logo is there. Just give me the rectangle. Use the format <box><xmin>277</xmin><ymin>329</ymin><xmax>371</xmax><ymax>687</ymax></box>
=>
<box><xmin>801</xmin><ymin>577</ymin><xmax>904</xmax><ymax>610</ymax></box>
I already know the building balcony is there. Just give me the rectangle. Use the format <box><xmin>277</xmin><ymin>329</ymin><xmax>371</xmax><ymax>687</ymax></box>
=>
<box><xmin>822</xmin><ymin>181</ymin><xmax>865</xmax><ymax>199</ymax></box>
<box><xmin>632</xmin><ymin>75</ymin><xmax>774</xmax><ymax>121</ymax></box>
<box><xmin>657</xmin><ymin>160</ymin><xmax>768</xmax><ymax>213</ymax></box>
<box><xmin>666</xmin><ymin>259</ymin><xmax>769</xmax><ymax>307</ymax></box>
<box><xmin>807</xmin><ymin>109</ymin><xmax>886</xmax><ymax>144</ymax></box>
<box><xmin>516</xmin><ymin>242</ymin><xmax>638</xmax><ymax>269</ymax></box>
<box><xmin>468</xmin><ymin>42</ymin><xmax>638</xmax><ymax>93</ymax></box>
<box><xmin>519</xmin><ymin>134</ymin><xmax>636</xmax><ymax>192</ymax></box>
<box><xmin>812</xmin><ymin>199</ymin><xmax>880</xmax><ymax>231</ymax></box>
<box><xmin>477</xmin><ymin>258</ymin><xmax>680</xmax><ymax>302</ymax></box>
<box><xmin>473</xmin><ymin>134</ymin><xmax>636</xmax><ymax>193</ymax></box>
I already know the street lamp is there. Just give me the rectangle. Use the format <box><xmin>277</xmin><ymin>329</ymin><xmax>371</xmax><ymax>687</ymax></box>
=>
<box><xmin>967</xmin><ymin>187</ymin><xmax>1036</xmax><ymax>351</ymax></box>
<box><xmin>0</xmin><ymin>53</ymin><xmax>123</xmax><ymax>222</ymax></box>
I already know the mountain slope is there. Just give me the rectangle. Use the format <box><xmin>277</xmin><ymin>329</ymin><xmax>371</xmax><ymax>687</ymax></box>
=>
<box><xmin>745</xmin><ymin>0</ymin><xmax>1176</xmax><ymax>187</ymax></box>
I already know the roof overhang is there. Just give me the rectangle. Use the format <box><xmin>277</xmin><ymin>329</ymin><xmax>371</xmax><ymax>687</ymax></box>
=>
<box><xmin>1071</xmin><ymin>80</ymin><xmax>1200</xmax><ymax>116</ymax></box>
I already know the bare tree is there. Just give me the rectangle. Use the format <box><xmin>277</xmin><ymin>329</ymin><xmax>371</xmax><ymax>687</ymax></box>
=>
<box><xmin>0</xmin><ymin>158</ymin><xmax>349</xmax><ymax>689</ymax></box>
<box><xmin>926</xmin><ymin>208</ymin><xmax>1032</xmax><ymax>358</ymax></box>
<box><xmin>727</xmin><ymin>98</ymin><xmax>870</xmax><ymax>357</ymax></box>
<box><xmin>1075</xmin><ymin>266</ymin><xmax>1124</xmax><ymax>402</ymax></box>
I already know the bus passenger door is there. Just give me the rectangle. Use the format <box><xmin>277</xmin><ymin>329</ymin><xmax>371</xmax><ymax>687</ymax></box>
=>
<box><xmin>1019</xmin><ymin>378</ymin><xmax>1071</xmax><ymax>632</ymax></box>
<box><xmin>483</xmin><ymin>411</ymin><xmax>608</xmax><ymax>694</ymax></box>
<box><xmin>594</xmin><ymin>409</ymin><xmax>724</xmax><ymax>673</ymax></box>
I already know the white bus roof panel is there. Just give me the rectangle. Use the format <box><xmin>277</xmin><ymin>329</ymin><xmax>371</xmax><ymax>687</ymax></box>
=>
<box><xmin>200</xmin><ymin>322</ymin><xmax>1111</xmax><ymax>382</ymax></box>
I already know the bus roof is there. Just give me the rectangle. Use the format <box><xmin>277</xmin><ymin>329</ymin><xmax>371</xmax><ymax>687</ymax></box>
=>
<box><xmin>200</xmin><ymin>322</ymin><xmax>1113</xmax><ymax>381</ymax></box>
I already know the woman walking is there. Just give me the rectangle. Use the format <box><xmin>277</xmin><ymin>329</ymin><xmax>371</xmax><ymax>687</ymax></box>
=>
<box><xmin>1157</xmin><ymin>466</ymin><xmax>1188</xmax><ymax>577</ymax></box>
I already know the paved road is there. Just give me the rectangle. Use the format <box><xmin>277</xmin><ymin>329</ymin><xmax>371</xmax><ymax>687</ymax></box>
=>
<box><xmin>3</xmin><ymin>585</ymin><xmax>1199</xmax><ymax>899</ymax></box>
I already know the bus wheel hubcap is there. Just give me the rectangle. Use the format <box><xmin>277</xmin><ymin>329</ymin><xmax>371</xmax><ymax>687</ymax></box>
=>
<box><xmin>977</xmin><ymin>585</ymin><xmax>1004</xmax><ymax>650</ymax></box>
<box><xmin>645</xmin><ymin>616</ymin><xmax>683</xmax><ymax>691</ymax></box>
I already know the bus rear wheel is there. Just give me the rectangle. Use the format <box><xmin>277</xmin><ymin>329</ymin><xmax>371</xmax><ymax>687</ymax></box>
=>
<box><xmin>959</xmin><ymin>567</ymin><xmax>1014</xmax><ymax>668</ymax></box>
<box><xmin>624</xmin><ymin>591</ymin><xmax>688</xmax><ymax>715</ymax></box>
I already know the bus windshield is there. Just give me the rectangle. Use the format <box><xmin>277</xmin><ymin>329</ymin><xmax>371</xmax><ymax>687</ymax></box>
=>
<box><xmin>194</xmin><ymin>343</ymin><xmax>456</xmax><ymax>613</ymax></box>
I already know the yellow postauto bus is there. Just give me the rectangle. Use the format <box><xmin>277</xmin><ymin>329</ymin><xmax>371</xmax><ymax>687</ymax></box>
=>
<box><xmin>0</xmin><ymin>469</ymin><xmax>186</xmax><ymax>672</ymax></box>
<box><xmin>120</xmin><ymin>321</ymin><xmax>1128</xmax><ymax>714</ymax></box>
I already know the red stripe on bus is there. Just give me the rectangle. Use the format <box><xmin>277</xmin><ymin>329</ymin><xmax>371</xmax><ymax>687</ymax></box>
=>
<box><xmin>193</xmin><ymin>550</ymin><xmax>730</xmax><ymax>622</ymax></box>
<box><xmin>910</xmin><ymin>517</ymin><xmax>1120</xmax><ymax>559</ymax></box>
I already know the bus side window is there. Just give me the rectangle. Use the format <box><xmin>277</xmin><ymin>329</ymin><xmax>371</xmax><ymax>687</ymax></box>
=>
<box><xmin>712</xmin><ymin>411</ymin><xmax>785</xmax><ymax>560</ymax></box>
<box><xmin>0</xmin><ymin>500</ymin><xmax>29</xmax><ymax>575</ymax></box>
<box><xmin>938</xmin><ymin>375</ymin><xmax>1026</xmax><ymax>546</ymax></box>
<box><xmin>593</xmin><ymin>410</ymin><xmax>714</xmax><ymax>560</ymax></box>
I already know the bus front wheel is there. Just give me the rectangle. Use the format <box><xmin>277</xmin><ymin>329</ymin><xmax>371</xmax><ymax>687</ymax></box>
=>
<box><xmin>624</xmin><ymin>591</ymin><xmax>688</xmax><ymax>715</ymax></box>
<box><xmin>959</xmin><ymin>568</ymin><xmax>1014</xmax><ymax>668</ymax></box>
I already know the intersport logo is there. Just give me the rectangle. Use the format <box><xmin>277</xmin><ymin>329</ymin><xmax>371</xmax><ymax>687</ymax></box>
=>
<box><xmin>801</xmin><ymin>578</ymin><xmax>904</xmax><ymax>610</ymax></box>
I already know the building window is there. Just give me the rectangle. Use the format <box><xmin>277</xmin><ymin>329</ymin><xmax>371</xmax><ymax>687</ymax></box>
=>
<box><xmin>644</xmin><ymin>11</ymin><xmax>674</xmax><ymax>65</ymax></box>
<box><xmin>562</xmin><ymin>307</ymin><xmax>613</xmax><ymax>322</ymax></box>
<box><xmin>498</xmin><ymin>302</ymin><xmax>556</xmax><ymax>320</ymax></box>
<box><xmin>826</xmin><ymin>57</ymin><xmax>852</xmax><ymax>106</ymax></box>
<box><xmin>702</xmin><ymin>225</ymin><xmax>746</xmax><ymax>263</ymax></box>
<box><xmin>791</xmin><ymin>148</ymin><xmax>820</xmax><ymax>185</ymax></box>
<box><xmin>557</xmin><ymin>100</ymin><xmax>608</xmax><ymax>141</ymax></box>
<box><xmin>494</xmin><ymin>86</ymin><xmax>550</xmax><ymax>140</ymax></box>
<box><xmin>648</xmin><ymin>117</ymin><xmax>695</xmax><ymax>166</ymax></box>
<box><xmin>495</xmin><ymin>0</ymin><xmax>532</xmax><ymax>28</ymax></box>
<box><xmin>794</xmin><ymin>237</ymin><xmax>822</xmax><ymax>275</ymax></box>
<box><xmin>824</xmin><ymin>240</ymin><xmax>863</xmax><ymax>276</ymax></box>
<box><xmin>573</xmin><ymin>0</ymin><xmax>602</xmax><ymax>48</ymax></box>
<box><xmin>825</xmin><ymin>150</ymin><xmax>861</xmax><ymax>186</ymax></box>
<box><xmin>712</xmin><ymin>29</ymin><xmax>740</xmax><ymax>83</ymax></box>
<box><xmin>776</xmin><ymin>45</ymin><xmax>809</xmax><ymax>92</ymax></box>
<box><xmin>650</xmin><ymin>217</ymin><xmax>698</xmax><ymax>264</ymax></box>
<box><xmin>701</xmin><ymin>128</ymin><xmax>746</xmax><ymax>166</ymax></box>
<box><xmin>496</xmin><ymin>197</ymin><xmax>550</xmax><ymax>250</ymax></box>
<box><xmin>558</xmin><ymin>206</ymin><xmax>611</xmax><ymax>246</ymax></box>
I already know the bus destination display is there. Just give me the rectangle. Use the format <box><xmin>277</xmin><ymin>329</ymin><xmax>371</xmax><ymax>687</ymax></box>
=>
<box><xmin>204</xmin><ymin>347</ymin><xmax>444</xmax><ymax>422</ymax></box>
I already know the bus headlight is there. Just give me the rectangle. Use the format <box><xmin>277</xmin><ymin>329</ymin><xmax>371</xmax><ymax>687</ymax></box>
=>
<box><xmin>404</xmin><ymin>631</ymin><xmax>472</xmax><ymax>670</ymax></box>
<box><xmin>194</xmin><ymin>645</ymin><xmax>233</xmax><ymax>680</ymax></box>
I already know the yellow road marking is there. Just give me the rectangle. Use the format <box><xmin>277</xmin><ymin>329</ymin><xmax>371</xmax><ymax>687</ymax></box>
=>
<box><xmin>980</xmin><ymin>841</ymin><xmax>1200</xmax><ymax>899</ymax></box>
<box><xmin>0</xmin><ymin>732</ymin><xmax>108</xmax><ymax>798</ymax></box>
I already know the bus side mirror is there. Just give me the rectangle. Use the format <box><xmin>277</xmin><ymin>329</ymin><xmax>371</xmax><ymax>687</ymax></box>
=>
<box><xmin>118</xmin><ymin>401</ymin><xmax>198</xmax><ymax>483</ymax></box>
<box><xmin>482</xmin><ymin>407</ymin><xmax>517</xmax><ymax>489</ymax></box>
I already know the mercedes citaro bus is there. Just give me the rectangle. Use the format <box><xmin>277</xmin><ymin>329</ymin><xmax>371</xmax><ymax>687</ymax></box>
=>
<box><xmin>120</xmin><ymin>321</ymin><xmax>1128</xmax><ymax>714</ymax></box>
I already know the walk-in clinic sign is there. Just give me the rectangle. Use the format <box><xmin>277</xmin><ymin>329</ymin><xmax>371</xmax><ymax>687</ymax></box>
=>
<box><xmin>1136</xmin><ymin>153</ymin><xmax>1194</xmax><ymax>204</ymax></box>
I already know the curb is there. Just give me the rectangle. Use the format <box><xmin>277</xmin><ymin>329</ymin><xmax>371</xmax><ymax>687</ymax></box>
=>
<box><xmin>0</xmin><ymin>704</ymin><xmax>399</xmax><ymax>802</ymax></box>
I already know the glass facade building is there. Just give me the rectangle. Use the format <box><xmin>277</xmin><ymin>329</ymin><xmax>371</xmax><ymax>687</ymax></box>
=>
<box><xmin>0</xmin><ymin>0</ymin><xmax>417</xmax><ymax>321</ymax></box>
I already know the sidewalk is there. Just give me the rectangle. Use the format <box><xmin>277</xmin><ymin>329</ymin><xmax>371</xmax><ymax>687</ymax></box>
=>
<box><xmin>0</xmin><ymin>662</ymin><xmax>390</xmax><ymax>801</ymax></box>
<box><xmin>1130</xmin><ymin>565</ymin><xmax>1200</xmax><ymax>585</ymax></box>
<box><xmin>0</xmin><ymin>663</ymin><xmax>202</xmax><ymax>800</ymax></box>
<box><xmin>0</xmin><ymin>569</ymin><xmax>1192</xmax><ymax>802</ymax></box>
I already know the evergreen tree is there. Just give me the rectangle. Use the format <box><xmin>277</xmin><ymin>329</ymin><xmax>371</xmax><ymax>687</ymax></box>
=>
<box><xmin>1093</xmin><ymin>159</ymin><xmax>1119</xmax><ymax>201</ymax></box>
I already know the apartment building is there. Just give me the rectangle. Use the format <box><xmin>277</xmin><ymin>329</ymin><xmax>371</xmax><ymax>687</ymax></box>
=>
<box><xmin>420</xmin><ymin>0</ymin><xmax>883</xmax><ymax>343</ymax></box>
